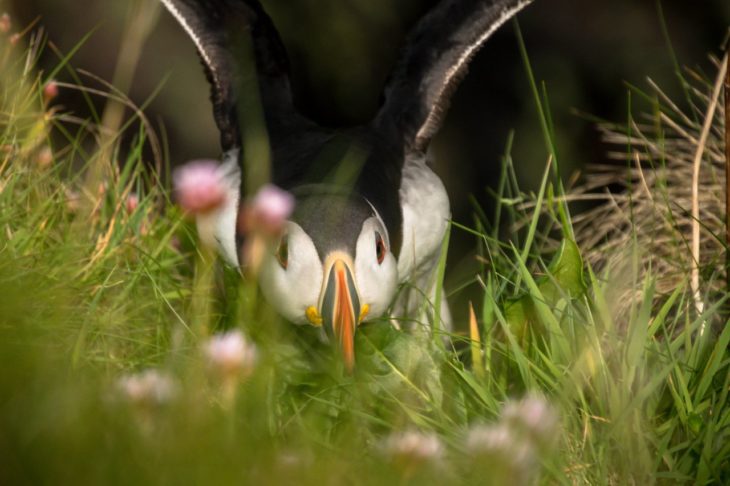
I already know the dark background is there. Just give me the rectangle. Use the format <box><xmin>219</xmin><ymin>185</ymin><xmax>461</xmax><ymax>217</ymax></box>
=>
<box><xmin>7</xmin><ymin>0</ymin><xmax>730</xmax><ymax>297</ymax></box>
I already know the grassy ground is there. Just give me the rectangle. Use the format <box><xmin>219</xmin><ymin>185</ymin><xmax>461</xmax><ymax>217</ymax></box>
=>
<box><xmin>1</xmin><ymin>17</ymin><xmax>729</xmax><ymax>486</ymax></box>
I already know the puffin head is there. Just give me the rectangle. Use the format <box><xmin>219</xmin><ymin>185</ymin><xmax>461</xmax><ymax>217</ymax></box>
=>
<box><xmin>257</xmin><ymin>192</ymin><xmax>398</xmax><ymax>370</ymax></box>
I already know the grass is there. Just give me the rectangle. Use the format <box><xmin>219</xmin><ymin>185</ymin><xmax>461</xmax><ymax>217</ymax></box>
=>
<box><xmin>1</xmin><ymin>14</ymin><xmax>729</xmax><ymax>486</ymax></box>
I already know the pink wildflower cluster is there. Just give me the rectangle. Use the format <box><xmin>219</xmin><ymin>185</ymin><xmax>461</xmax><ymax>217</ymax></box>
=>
<box><xmin>117</xmin><ymin>369</ymin><xmax>177</xmax><ymax>408</ymax></box>
<box><xmin>203</xmin><ymin>329</ymin><xmax>258</xmax><ymax>381</ymax></box>
<box><xmin>239</xmin><ymin>183</ymin><xmax>295</xmax><ymax>237</ymax></box>
<box><xmin>172</xmin><ymin>157</ymin><xmax>295</xmax><ymax>272</ymax></box>
<box><xmin>126</xmin><ymin>193</ymin><xmax>139</xmax><ymax>214</ymax></box>
<box><xmin>377</xmin><ymin>395</ymin><xmax>558</xmax><ymax>484</ymax></box>
<box><xmin>173</xmin><ymin>160</ymin><xmax>227</xmax><ymax>214</ymax></box>
<box><xmin>380</xmin><ymin>430</ymin><xmax>444</xmax><ymax>478</ymax></box>
<box><xmin>464</xmin><ymin>394</ymin><xmax>559</xmax><ymax>485</ymax></box>
<box><xmin>239</xmin><ymin>184</ymin><xmax>295</xmax><ymax>273</ymax></box>
<box><xmin>202</xmin><ymin>330</ymin><xmax>258</xmax><ymax>407</ymax></box>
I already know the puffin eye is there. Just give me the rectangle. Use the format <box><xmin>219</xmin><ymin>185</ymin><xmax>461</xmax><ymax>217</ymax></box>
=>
<box><xmin>276</xmin><ymin>234</ymin><xmax>289</xmax><ymax>269</ymax></box>
<box><xmin>375</xmin><ymin>231</ymin><xmax>386</xmax><ymax>265</ymax></box>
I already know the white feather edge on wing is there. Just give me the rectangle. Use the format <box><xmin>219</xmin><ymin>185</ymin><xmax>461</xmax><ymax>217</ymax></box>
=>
<box><xmin>159</xmin><ymin>0</ymin><xmax>217</xmax><ymax>85</ymax></box>
<box><xmin>415</xmin><ymin>0</ymin><xmax>533</xmax><ymax>147</ymax></box>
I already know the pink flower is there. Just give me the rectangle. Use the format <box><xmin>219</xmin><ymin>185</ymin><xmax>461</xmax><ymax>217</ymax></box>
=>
<box><xmin>43</xmin><ymin>80</ymin><xmax>59</xmax><ymax>103</ymax></box>
<box><xmin>203</xmin><ymin>329</ymin><xmax>258</xmax><ymax>380</ymax></box>
<box><xmin>462</xmin><ymin>395</ymin><xmax>558</xmax><ymax>484</ymax></box>
<box><xmin>239</xmin><ymin>184</ymin><xmax>294</xmax><ymax>236</ymax></box>
<box><xmin>466</xmin><ymin>423</ymin><xmax>513</xmax><ymax>452</ymax></box>
<box><xmin>252</xmin><ymin>184</ymin><xmax>295</xmax><ymax>227</ymax></box>
<box><xmin>0</xmin><ymin>13</ymin><xmax>10</xmax><ymax>34</ymax></box>
<box><xmin>126</xmin><ymin>193</ymin><xmax>139</xmax><ymax>213</ymax></box>
<box><xmin>173</xmin><ymin>160</ymin><xmax>227</xmax><ymax>214</ymax></box>
<box><xmin>238</xmin><ymin>184</ymin><xmax>295</xmax><ymax>274</ymax></box>
<box><xmin>117</xmin><ymin>369</ymin><xmax>177</xmax><ymax>407</ymax></box>
<box><xmin>501</xmin><ymin>394</ymin><xmax>558</xmax><ymax>447</ymax></box>
<box><xmin>464</xmin><ymin>423</ymin><xmax>537</xmax><ymax>484</ymax></box>
<box><xmin>381</xmin><ymin>430</ymin><xmax>444</xmax><ymax>467</ymax></box>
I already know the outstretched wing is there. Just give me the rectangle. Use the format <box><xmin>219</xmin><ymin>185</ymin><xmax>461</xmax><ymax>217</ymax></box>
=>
<box><xmin>374</xmin><ymin>0</ymin><xmax>533</xmax><ymax>154</ymax></box>
<box><xmin>160</xmin><ymin>0</ymin><xmax>294</xmax><ymax>153</ymax></box>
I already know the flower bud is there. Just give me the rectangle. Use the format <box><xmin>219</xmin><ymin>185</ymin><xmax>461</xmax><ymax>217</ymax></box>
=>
<box><xmin>43</xmin><ymin>80</ymin><xmax>59</xmax><ymax>103</ymax></box>
<box><xmin>37</xmin><ymin>146</ymin><xmax>53</xmax><ymax>168</ymax></box>
<box><xmin>126</xmin><ymin>193</ymin><xmax>139</xmax><ymax>213</ymax></box>
<box><xmin>0</xmin><ymin>13</ymin><xmax>11</xmax><ymax>34</ymax></box>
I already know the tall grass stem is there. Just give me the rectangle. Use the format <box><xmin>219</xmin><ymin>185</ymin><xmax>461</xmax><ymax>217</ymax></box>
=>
<box><xmin>724</xmin><ymin>41</ymin><xmax>730</xmax><ymax>302</ymax></box>
<box><xmin>690</xmin><ymin>52</ymin><xmax>727</xmax><ymax>322</ymax></box>
<box><xmin>84</xmin><ymin>0</ymin><xmax>160</xmax><ymax>202</ymax></box>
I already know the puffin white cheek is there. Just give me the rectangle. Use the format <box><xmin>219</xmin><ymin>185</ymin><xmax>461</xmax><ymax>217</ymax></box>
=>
<box><xmin>259</xmin><ymin>256</ymin><xmax>299</xmax><ymax>323</ymax></box>
<box><xmin>258</xmin><ymin>250</ymin><xmax>323</xmax><ymax>325</ymax></box>
<box><xmin>356</xmin><ymin>254</ymin><xmax>398</xmax><ymax>319</ymax></box>
<box><xmin>376</xmin><ymin>255</ymin><xmax>399</xmax><ymax>314</ymax></box>
<box><xmin>287</xmin><ymin>255</ymin><xmax>323</xmax><ymax>314</ymax></box>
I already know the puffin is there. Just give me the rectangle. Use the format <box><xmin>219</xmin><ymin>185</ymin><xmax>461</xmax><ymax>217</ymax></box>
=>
<box><xmin>160</xmin><ymin>0</ymin><xmax>533</xmax><ymax>369</ymax></box>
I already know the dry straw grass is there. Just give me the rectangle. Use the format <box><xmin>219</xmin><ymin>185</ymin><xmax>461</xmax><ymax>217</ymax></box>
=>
<box><xmin>562</xmin><ymin>54</ymin><xmax>728</xmax><ymax>315</ymax></box>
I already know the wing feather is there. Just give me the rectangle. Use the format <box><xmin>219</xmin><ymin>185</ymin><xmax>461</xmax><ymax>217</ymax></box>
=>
<box><xmin>374</xmin><ymin>0</ymin><xmax>534</xmax><ymax>154</ymax></box>
<box><xmin>160</xmin><ymin>0</ymin><xmax>294</xmax><ymax>152</ymax></box>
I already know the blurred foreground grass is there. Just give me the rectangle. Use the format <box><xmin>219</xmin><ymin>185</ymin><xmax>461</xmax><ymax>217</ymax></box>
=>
<box><xmin>1</xmin><ymin>15</ymin><xmax>729</xmax><ymax>486</ymax></box>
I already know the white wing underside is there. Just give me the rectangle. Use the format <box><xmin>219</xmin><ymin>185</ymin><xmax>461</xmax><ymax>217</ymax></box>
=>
<box><xmin>394</xmin><ymin>153</ymin><xmax>452</xmax><ymax>329</ymax></box>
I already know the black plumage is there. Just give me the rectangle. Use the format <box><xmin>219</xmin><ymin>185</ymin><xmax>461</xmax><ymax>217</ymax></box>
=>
<box><xmin>162</xmin><ymin>0</ymin><xmax>532</xmax><ymax>260</ymax></box>
<box><xmin>162</xmin><ymin>0</ymin><xmax>532</xmax><ymax>341</ymax></box>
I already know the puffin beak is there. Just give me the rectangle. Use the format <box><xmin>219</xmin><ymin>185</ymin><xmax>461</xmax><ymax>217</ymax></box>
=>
<box><xmin>320</xmin><ymin>256</ymin><xmax>361</xmax><ymax>372</ymax></box>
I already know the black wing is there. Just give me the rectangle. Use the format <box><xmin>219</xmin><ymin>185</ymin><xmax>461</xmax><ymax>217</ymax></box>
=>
<box><xmin>160</xmin><ymin>0</ymin><xmax>294</xmax><ymax>153</ymax></box>
<box><xmin>373</xmin><ymin>0</ymin><xmax>533</xmax><ymax>154</ymax></box>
